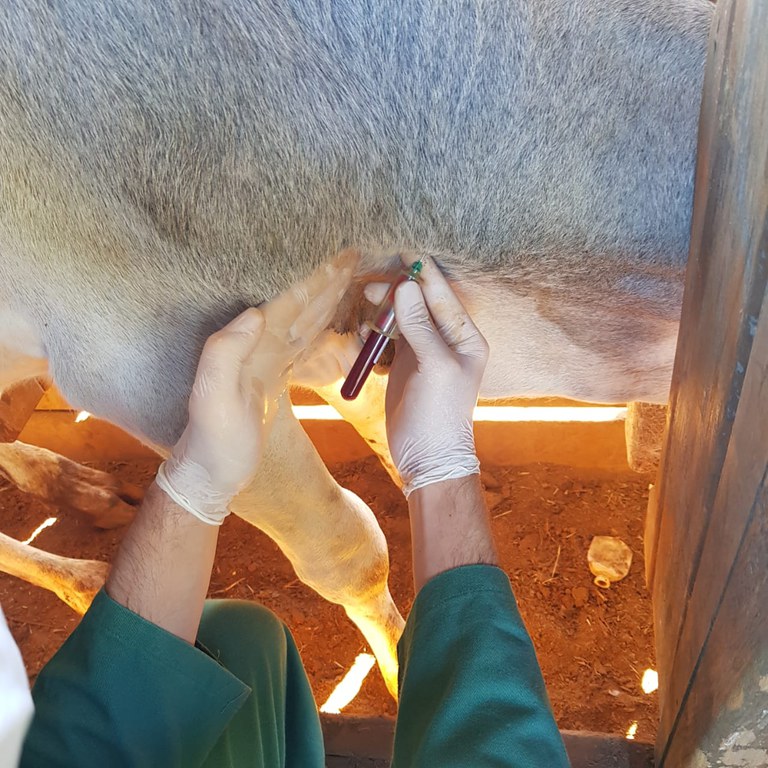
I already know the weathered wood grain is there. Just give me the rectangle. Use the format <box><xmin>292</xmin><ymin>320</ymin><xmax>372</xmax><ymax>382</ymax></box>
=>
<box><xmin>320</xmin><ymin>715</ymin><xmax>655</xmax><ymax>767</ymax></box>
<box><xmin>659</xmin><ymin>281</ymin><xmax>768</xmax><ymax>763</ymax></box>
<box><xmin>650</xmin><ymin>0</ymin><xmax>768</xmax><ymax>761</ymax></box>
<box><xmin>662</xmin><ymin>481</ymin><xmax>768</xmax><ymax>767</ymax></box>
<box><xmin>0</xmin><ymin>378</ymin><xmax>48</xmax><ymax>442</ymax></box>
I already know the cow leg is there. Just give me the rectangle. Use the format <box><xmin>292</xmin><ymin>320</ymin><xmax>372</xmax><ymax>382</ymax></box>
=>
<box><xmin>0</xmin><ymin>531</ymin><xmax>109</xmax><ymax>615</ymax></box>
<box><xmin>315</xmin><ymin>371</ymin><xmax>400</xmax><ymax>488</ymax></box>
<box><xmin>231</xmin><ymin>392</ymin><xmax>404</xmax><ymax>699</ymax></box>
<box><xmin>0</xmin><ymin>399</ymin><xmax>404</xmax><ymax>696</ymax></box>
<box><xmin>0</xmin><ymin>307</ymin><xmax>139</xmax><ymax>528</ymax></box>
<box><xmin>294</xmin><ymin>329</ymin><xmax>400</xmax><ymax>486</ymax></box>
<box><xmin>0</xmin><ymin>442</ymin><xmax>142</xmax><ymax>529</ymax></box>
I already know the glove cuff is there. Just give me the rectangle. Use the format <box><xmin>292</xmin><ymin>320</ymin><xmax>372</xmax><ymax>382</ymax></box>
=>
<box><xmin>396</xmin><ymin>420</ymin><xmax>481</xmax><ymax>498</ymax></box>
<box><xmin>402</xmin><ymin>458</ymin><xmax>481</xmax><ymax>498</ymax></box>
<box><xmin>155</xmin><ymin>461</ymin><xmax>230</xmax><ymax>526</ymax></box>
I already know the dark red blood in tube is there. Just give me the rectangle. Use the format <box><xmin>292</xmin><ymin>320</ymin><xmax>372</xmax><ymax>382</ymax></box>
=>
<box><xmin>341</xmin><ymin>331</ymin><xmax>390</xmax><ymax>400</ymax></box>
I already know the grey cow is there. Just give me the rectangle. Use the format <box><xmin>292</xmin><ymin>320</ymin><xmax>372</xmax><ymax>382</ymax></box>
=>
<box><xmin>0</xmin><ymin>0</ymin><xmax>712</xmax><ymax>694</ymax></box>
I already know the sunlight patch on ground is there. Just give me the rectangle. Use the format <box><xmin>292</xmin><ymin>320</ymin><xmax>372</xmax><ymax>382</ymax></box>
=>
<box><xmin>319</xmin><ymin>653</ymin><xmax>376</xmax><ymax>714</ymax></box>
<box><xmin>23</xmin><ymin>517</ymin><xmax>58</xmax><ymax>545</ymax></box>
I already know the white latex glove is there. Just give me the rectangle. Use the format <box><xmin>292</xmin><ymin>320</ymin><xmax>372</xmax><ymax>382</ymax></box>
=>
<box><xmin>156</xmin><ymin>251</ymin><xmax>356</xmax><ymax>524</ymax></box>
<box><xmin>368</xmin><ymin>255</ymin><xmax>489</xmax><ymax>497</ymax></box>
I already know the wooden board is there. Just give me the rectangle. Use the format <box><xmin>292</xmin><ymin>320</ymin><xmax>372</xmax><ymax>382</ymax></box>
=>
<box><xmin>320</xmin><ymin>716</ymin><xmax>654</xmax><ymax>768</ymax></box>
<box><xmin>38</xmin><ymin>384</ymin><xmax>618</xmax><ymax>411</ymax></box>
<box><xmin>662</xmin><ymin>482</ymin><xmax>768</xmax><ymax>767</ymax></box>
<box><xmin>648</xmin><ymin>0</ymin><xmax>768</xmax><ymax>762</ymax></box>
<box><xmin>19</xmin><ymin>409</ymin><xmax>628</xmax><ymax>470</ymax></box>
<box><xmin>0</xmin><ymin>378</ymin><xmax>48</xmax><ymax>442</ymax></box>
<box><xmin>659</xmin><ymin>281</ymin><xmax>768</xmax><ymax>758</ymax></box>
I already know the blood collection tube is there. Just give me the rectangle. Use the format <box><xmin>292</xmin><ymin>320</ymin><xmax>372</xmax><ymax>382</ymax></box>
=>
<box><xmin>341</xmin><ymin>259</ymin><xmax>423</xmax><ymax>401</ymax></box>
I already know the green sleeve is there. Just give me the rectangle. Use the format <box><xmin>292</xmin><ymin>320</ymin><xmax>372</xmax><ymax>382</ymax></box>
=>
<box><xmin>392</xmin><ymin>565</ymin><xmax>570</xmax><ymax>768</ymax></box>
<box><xmin>21</xmin><ymin>589</ymin><xmax>250</xmax><ymax>768</ymax></box>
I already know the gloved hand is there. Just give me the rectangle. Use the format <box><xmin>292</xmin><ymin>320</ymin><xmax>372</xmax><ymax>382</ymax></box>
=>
<box><xmin>370</xmin><ymin>255</ymin><xmax>489</xmax><ymax>497</ymax></box>
<box><xmin>156</xmin><ymin>251</ymin><xmax>356</xmax><ymax>524</ymax></box>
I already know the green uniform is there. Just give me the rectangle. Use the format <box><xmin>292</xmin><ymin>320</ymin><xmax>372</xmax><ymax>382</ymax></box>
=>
<box><xmin>21</xmin><ymin>565</ymin><xmax>569</xmax><ymax>767</ymax></box>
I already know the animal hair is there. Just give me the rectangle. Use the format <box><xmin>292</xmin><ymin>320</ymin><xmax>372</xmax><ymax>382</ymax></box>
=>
<box><xmin>0</xmin><ymin>0</ymin><xmax>712</xmax><ymax>444</ymax></box>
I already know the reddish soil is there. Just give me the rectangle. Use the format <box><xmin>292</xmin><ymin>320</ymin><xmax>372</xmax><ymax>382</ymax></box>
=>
<box><xmin>0</xmin><ymin>456</ymin><xmax>658</xmax><ymax>742</ymax></box>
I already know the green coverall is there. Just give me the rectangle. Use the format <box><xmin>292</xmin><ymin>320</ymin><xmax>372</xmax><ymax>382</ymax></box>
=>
<box><xmin>21</xmin><ymin>565</ymin><xmax>570</xmax><ymax>767</ymax></box>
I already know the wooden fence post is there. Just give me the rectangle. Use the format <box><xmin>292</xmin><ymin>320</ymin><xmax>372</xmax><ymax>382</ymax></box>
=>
<box><xmin>648</xmin><ymin>0</ymin><xmax>768</xmax><ymax>763</ymax></box>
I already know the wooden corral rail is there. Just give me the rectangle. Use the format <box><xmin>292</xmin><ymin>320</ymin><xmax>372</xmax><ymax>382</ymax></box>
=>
<box><xmin>0</xmin><ymin>378</ymin><xmax>48</xmax><ymax>442</ymax></box>
<box><xmin>320</xmin><ymin>715</ymin><xmax>654</xmax><ymax>768</ymax></box>
<box><xmin>24</xmin><ymin>387</ymin><xmax>631</xmax><ymax>471</ymax></box>
<box><xmin>647</xmin><ymin>0</ymin><xmax>768</xmax><ymax>763</ymax></box>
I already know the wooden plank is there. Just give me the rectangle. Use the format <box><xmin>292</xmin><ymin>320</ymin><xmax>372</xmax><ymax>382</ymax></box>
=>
<box><xmin>35</xmin><ymin>385</ymin><xmax>330</xmax><ymax>410</ymax></box>
<box><xmin>649</xmin><ymin>0</ymin><xmax>768</xmax><ymax>728</ymax></box>
<box><xmin>320</xmin><ymin>715</ymin><xmax>654</xmax><ymax>767</ymax></box>
<box><xmin>561</xmin><ymin>732</ymin><xmax>654</xmax><ymax>768</ymax></box>
<box><xmin>18</xmin><ymin>409</ymin><xmax>628</xmax><ymax>470</ymax></box>
<box><xmin>38</xmin><ymin>384</ymin><xmax>617</xmax><ymax>411</ymax></box>
<box><xmin>661</xmin><ymin>479</ymin><xmax>768</xmax><ymax>767</ymax></box>
<box><xmin>649</xmin><ymin>0</ymin><xmax>768</xmax><ymax>760</ymax></box>
<box><xmin>35</xmin><ymin>386</ymin><xmax>72</xmax><ymax>410</ymax></box>
<box><xmin>321</xmin><ymin>715</ymin><xmax>393</xmax><ymax>761</ymax></box>
<box><xmin>658</xmin><ymin>271</ymin><xmax>768</xmax><ymax>760</ymax></box>
<box><xmin>17</xmin><ymin>412</ymin><xmax>160</xmax><ymax>462</ymax></box>
<box><xmin>0</xmin><ymin>378</ymin><xmax>48</xmax><ymax>442</ymax></box>
<box><xmin>643</xmin><ymin>481</ymin><xmax>660</xmax><ymax>589</ymax></box>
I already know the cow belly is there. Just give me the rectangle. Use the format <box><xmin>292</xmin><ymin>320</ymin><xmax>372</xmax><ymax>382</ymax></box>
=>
<box><xmin>455</xmin><ymin>279</ymin><xmax>680</xmax><ymax>405</ymax></box>
<box><xmin>0</xmin><ymin>305</ymin><xmax>48</xmax><ymax>393</ymax></box>
<box><xmin>297</xmin><ymin>274</ymin><xmax>681</xmax><ymax>405</ymax></box>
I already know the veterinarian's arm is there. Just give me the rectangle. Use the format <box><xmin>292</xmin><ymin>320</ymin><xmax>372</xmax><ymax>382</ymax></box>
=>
<box><xmin>20</xmin><ymin>309</ymin><xmax>270</xmax><ymax>768</ymax></box>
<box><xmin>385</xmin><ymin>257</ymin><xmax>569</xmax><ymax>767</ymax></box>
<box><xmin>381</xmin><ymin>254</ymin><xmax>496</xmax><ymax>586</ymax></box>
<box><xmin>21</xmin><ymin>255</ymin><xmax>354</xmax><ymax>768</ymax></box>
<box><xmin>106</xmin><ymin>308</ymin><xmax>269</xmax><ymax>643</ymax></box>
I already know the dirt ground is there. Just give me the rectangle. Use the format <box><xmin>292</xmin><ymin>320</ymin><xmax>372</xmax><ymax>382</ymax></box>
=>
<box><xmin>0</xmin><ymin>455</ymin><xmax>658</xmax><ymax>743</ymax></box>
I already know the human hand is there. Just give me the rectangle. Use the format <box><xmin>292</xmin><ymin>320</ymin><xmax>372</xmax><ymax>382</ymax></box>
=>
<box><xmin>156</xmin><ymin>251</ymin><xmax>357</xmax><ymax>524</ymax></box>
<box><xmin>367</xmin><ymin>255</ymin><xmax>489</xmax><ymax>497</ymax></box>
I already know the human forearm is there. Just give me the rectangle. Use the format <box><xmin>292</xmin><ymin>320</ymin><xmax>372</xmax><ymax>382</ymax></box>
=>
<box><xmin>377</xmin><ymin>256</ymin><xmax>495</xmax><ymax>591</ymax></box>
<box><xmin>407</xmin><ymin>475</ymin><xmax>498</xmax><ymax>591</ymax></box>
<box><xmin>105</xmin><ymin>482</ymin><xmax>218</xmax><ymax>644</ymax></box>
